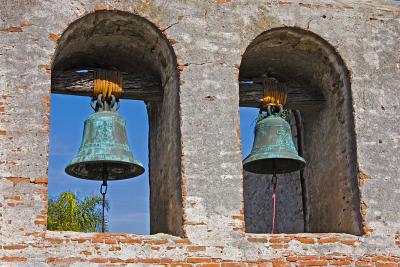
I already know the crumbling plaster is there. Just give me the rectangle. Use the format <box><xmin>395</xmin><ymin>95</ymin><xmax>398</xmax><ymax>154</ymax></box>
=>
<box><xmin>0</xmin><ymin>0</ymin><xmax>399</xmax><ymax>265</ymax></box>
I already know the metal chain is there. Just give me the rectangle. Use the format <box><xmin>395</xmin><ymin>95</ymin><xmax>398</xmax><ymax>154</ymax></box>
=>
<box><xmin>90</xmin><ymin>94</ymin><xmax>120</xmax><ymax>112</ymax></box>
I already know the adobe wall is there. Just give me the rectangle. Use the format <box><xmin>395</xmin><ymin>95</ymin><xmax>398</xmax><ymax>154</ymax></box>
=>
<box><xmin>0</xmin><ymin>0</ymin><xmax>399</xmax><ymax>266</ymax></box>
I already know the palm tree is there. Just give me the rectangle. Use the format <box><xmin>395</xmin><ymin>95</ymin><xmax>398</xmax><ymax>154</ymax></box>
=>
<box><xmin>47</xmin><ymin>192</ymin><xmax>109</xmax><ymax>232</ymax></box>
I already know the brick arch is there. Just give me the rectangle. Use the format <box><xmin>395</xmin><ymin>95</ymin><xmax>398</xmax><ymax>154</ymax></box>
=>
<box><xmin>239</xmin><ymin>27</ymin><xmax>362</xmax><ymax>235</ymax></box>
<box><xmin>50</xmin><ymin>10</ymin><xmax>183</xmax><ymax>236</ymax></box>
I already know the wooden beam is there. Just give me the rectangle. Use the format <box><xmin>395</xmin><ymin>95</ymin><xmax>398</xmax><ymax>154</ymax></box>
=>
<box><xmin>239</xmin><ymin>82</ymin><xmax>325</xmax><ymax>110</ymax></box>
<box><xmin>52</xmin><ymin>70</ymin><xmax>325</xmax><ymax>109</ymax></box>
<box><xmin>51</xmin><ymin>70</ymin><xmax>163</xmax><ymax>102</ymax></box>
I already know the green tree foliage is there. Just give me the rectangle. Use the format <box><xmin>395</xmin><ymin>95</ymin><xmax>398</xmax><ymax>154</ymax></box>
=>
<box><xmin>47</xmin><ymin>192</ymin><xmax>109</xmax><ymax>232</ymax></box>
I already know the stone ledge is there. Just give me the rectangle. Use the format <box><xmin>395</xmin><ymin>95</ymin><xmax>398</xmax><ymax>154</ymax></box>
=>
<box><xmin>45</xmin><ymin>230</ymin><xmax>189</xmax><ymax>245</ymax></box>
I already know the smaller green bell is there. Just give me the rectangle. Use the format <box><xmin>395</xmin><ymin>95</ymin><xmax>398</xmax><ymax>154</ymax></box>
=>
<box><xmin>65</xmin><ymin>96</ymin><xmax>144</xmax><ymax>180</ymax></box>
<box><xmin>243</xmin><ymin>109</ymin><xmax>305</xmax><ymax>174</ymax></box>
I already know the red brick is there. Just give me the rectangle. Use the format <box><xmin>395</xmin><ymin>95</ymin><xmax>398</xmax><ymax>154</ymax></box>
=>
<box><xmin>188</xmin><ymin>245</ymin><xmax>207</xmax><ymax>252</ymax></box>
<box><xmin>94</xmin><ymin>5</ymin><xmax>106</xmax><ymax>11</ymax></box>
<box><xmin>372</xmin><ymin>257</ymin><xmax>400</xmax><ymax>263</ymax></box>
<box><xmin>271</xmin><ymin>259</ymin><xmax>287</xmax><ymax>267</ymax></box>
<box><xmin>222</xmin><ymin>263</ymin><xmax>243</xmax><ymax>267</ymax></box>
<box><xmin>340</xmin><ymin>239</ymin><xmax>358</xmax><ymax>246</ymax></box>
<box><xmin>375</xmin><ymin>263</ymin><xmax>398</xmax><ymax>267</ymax></box>
<box><xmin>35</xmin><ymin>178</ymin><xmax>48</xmax><ymax>184</ymax></box>
<box><xmin>297</xmin><ymin>261</ymin><xmax>328</xmax><ymax>266</ymax></box>
<box><xmin>295</xmin><ymin>237</ymin><xmax>316</xmax><ymax>244</ymax></box>
<box><xmin>318</xmin><ymin>238</ymin><xmax>339</xmax><ymax>244</ymax></box>
<box><xmin>3</xmin><ymin>195</ymin><xmax>21</xmax><ymax>200</ymax></box>
<box><xmin>109</xmin><ymin>258</ymin><xmax>125</xmax><ymax>263</ymax></box>
<box><xmin>48</xmin><ymin>33</ymin><xmax>59</xmax><ymax>42</ymax></box>
<box><xmin>72</xmin><ymin>238</ymin><xmax>91</xmax><ymax>243</ymax></box>
<box><xmin>174</xmin><ymin>239</ymin><xmax>191</xmax><ymax>244</ymax></box>
<box><xmin>136</xmin><ymin>258</ymin><xmax>157</xmax><ymax>263</ymax></box>
<box><xmin>2</xmin><ymin>244</ymin><xmax>28</xmax><ymax>249</ymax></box>
<box><xmin>330</xmin><ymin>260</ymin><xmax>352</xmax><ymax>265</ymax></box>
<box><xmin>90</xmin><ymin>258</ymin><xmax>108</xmax><ymax>263</ymax></box>
<box><xmin>256</xmin><ymin>263</ymin><xmax>273</xmax><ymax>267</ymax></box>
<box><xmin>120</xmin><ymin>238</ymin><xmax>142</xmax><ymax>244</ymax></box>
<box><xmin>200</xmin><ymin>264</ymin><xmax>221</xmax><ymax>267</ymax></box>
<box><xmin>287</xmin><ymin>256</ymin><xmax>319</xmax><ymax>262</ymax></box>
<box><xmin>144</xmin><ymin>239</ymin><xmax>168</xmax><ymax>245</ymax></box>
<box><xmin>187</xmin><ymin>257</ymin><xmax>214</xmax><ymax>263</ymax></box>
<box><xmin>171</xmin><ymin>263</ymin><xmax>192</xmax><ymax>267</ymax></box>
<box><xmin>0</xmin><ymin>256</ymin><xmax>27</xmax><ymax>262</ymax></box>
<box><xmin>355</xmin><ymin>261</ymin><xmax>372</xmax><ymax>266</ymax></box>
<box><xmin>0</xmin><ymin>27</ymin><xmax>23</xmax><ymax>32</ymax></box>
<box><xmin>45</xmin><ymin>238</ymin><xmax>64</xmax><ymax>244</ymax></box>
<box><xmin>104</xmin><ymin>239</ymin><xmax>117</xmax><ymax>244</ymax></box>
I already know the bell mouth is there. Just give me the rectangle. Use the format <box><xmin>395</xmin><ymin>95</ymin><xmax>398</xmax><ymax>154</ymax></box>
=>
<box><xmin>243</xmin><ymin>154</ymin><xmax>305</xmax><ymax>175</ymax></box>
<box><xmin>65</xmin><ymin>160</ymin><xmax>145</xmax><ymax>181</ymax></box>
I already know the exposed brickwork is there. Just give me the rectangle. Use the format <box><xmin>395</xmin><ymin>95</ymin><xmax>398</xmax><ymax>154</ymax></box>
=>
<box><xmin>0</xmin><ymin>0</ymin><xmax>399</xmax><ymax>266</ymax></box>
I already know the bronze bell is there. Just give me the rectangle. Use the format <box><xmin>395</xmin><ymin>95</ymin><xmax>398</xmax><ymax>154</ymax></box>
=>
<box><xmin>243</xmin><ymin>107</ymin><xmax>305</xmax><ymax>174</ymax></box>
<box><xmin>65</xmin><ymin>95</ymin><xmax>144</xmax><ymax>180</ymax></box>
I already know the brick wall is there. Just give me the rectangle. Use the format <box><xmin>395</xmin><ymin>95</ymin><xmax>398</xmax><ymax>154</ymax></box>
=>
<box><xmin>0</xmin><ymin>0</ymin><xmax>399</xmax><ymax>266</ymax></box>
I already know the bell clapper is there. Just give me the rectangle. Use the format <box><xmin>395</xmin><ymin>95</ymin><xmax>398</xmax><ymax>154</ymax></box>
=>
<box><xmin>100</xmin><ymin>166</ymin><xmax>108</xmax><ymax>233</ymax></box>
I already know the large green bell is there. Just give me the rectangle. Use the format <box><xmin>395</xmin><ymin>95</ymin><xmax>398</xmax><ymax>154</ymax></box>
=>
<box><xmin>65</xmin><ymin>99</ymin><xmax>144</xmax><ymax>180</ymax></box>
<box><xmin>243</xmin><ymin>110</ymin><xmax>305</xmax><ymax>174</ymax></box>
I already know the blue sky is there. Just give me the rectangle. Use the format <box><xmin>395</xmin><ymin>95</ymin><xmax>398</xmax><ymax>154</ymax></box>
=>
<box><xmin>48</xmin><ymin>94</ymin><xmax>258</xmax><ymax>234</ymax></box>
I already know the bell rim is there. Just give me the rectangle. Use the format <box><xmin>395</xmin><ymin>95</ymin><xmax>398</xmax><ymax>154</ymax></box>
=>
<box><xmin>243</xmin><ymin>153</ymin><xmax>306</xmax><ymax>174</ymax></box>
<box><xmin>65</xmin><ymin>160</ymin><xmax>145</xmax><ymax>181</ymax></box>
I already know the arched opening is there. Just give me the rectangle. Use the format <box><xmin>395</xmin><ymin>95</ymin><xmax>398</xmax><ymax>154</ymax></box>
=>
<box><xmin>239</xmin><ymin>27</ymin><xmax>362</xmax><ymax>235</ymax></box>
<box><xmin>49</xmin><ymin>10</ymin><xmax>182</xmax><ymax>236</ymax></box>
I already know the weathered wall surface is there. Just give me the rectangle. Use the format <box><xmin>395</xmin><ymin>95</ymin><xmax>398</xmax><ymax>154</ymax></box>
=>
<box><xmin>0</xmin><ymin>0</ymin><xmax>399</xmax><ymax>266</ymax></box>
<box><xmin>244</xmin><ymin>170</ymin><xmax>304</xmax><ymax>234</ymax></box>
